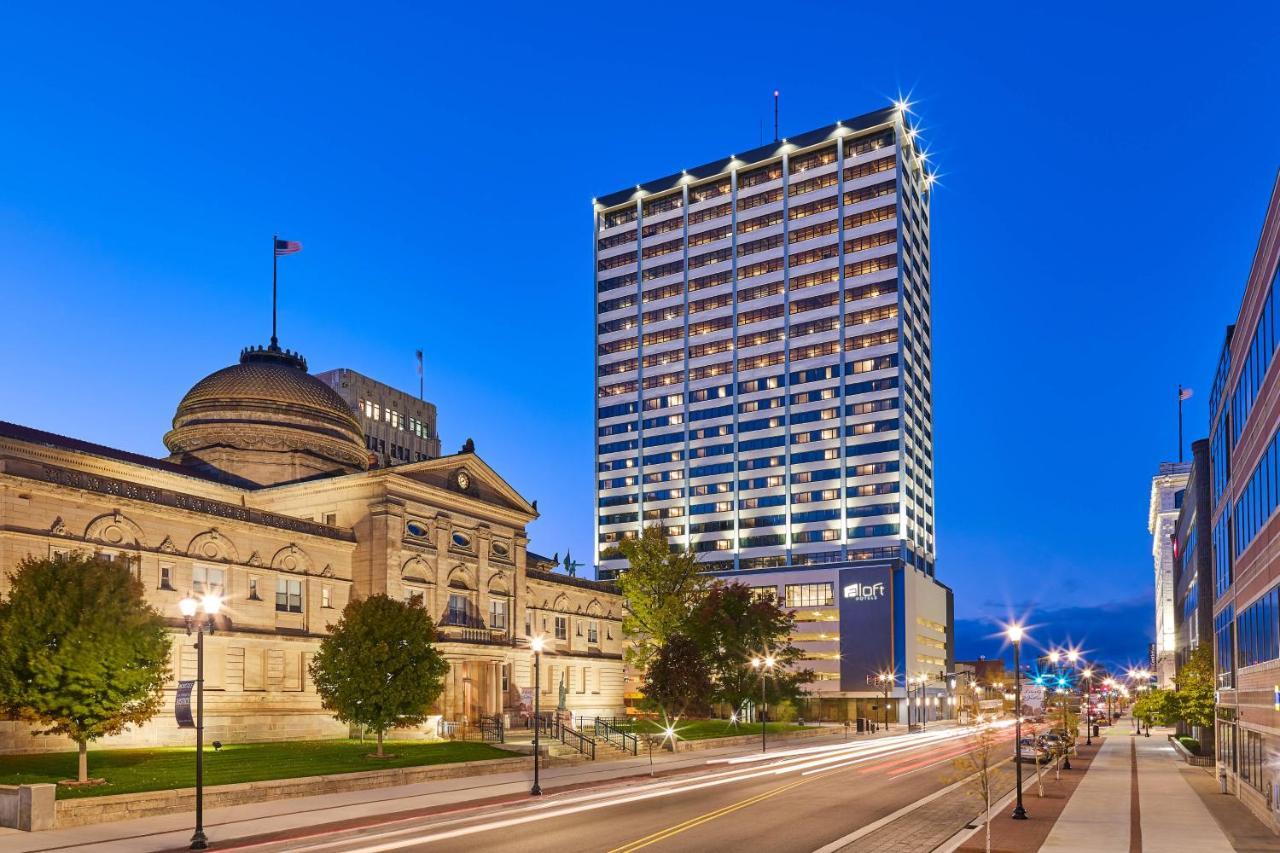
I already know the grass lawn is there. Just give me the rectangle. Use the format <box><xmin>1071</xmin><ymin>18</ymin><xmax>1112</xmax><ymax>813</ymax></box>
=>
<box><xmin>629</xmin><ymin>718</ymin><xmax>808</xmax><ymax>741</ymax></box>
<box><xmin>0</xmin><ymin>739</ymin><xmax>512</xmax><ymax>799</ymax></box>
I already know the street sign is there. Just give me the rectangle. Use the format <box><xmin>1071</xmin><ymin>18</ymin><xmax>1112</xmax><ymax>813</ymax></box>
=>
<box><xmin>175</xmin><ymin>680</ymin><xmax>195</xmax><ymax>729</ymax></box>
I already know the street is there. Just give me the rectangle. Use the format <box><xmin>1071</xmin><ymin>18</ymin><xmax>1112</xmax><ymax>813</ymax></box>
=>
<box><xmin>232</xmin><ymin>725</ymin><xmax>1012</xmax><ymax>853</ymax></box>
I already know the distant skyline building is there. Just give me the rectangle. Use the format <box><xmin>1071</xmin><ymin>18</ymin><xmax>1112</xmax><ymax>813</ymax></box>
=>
<box><xmin>316</xmin><ymin>368</ymin><xmax>441</xmax><ymax>464</ymax></box>
<box><xmin>1209</xmin><ymin>172</ymin><xmax>1280</xmax><ymax>831</ymax></box>
<box><xmin>591</xmin><ymin>103</ymin><xmax>950</xmax><ymax>719</ymax></box>
<box><xmin>592</xmin><ymin>104</ymin><xmax>935</xmax><ymax>578</ymax></box>
<box><xmin>1149</xmin><ymin>460</ymin><xmax>1191</xmax><ymax>688</ymax></box>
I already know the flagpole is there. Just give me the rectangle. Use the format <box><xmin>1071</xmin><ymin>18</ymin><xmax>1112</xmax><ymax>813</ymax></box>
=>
<box><xmin>1177</xmin><ymin>384</ymin><xmax>1184</xmax><ymax>464</ymax></box>
<box><xmin>271</xmin><ymin>234</ymin><xmax>279</xmax><ymax>349</ymax></box>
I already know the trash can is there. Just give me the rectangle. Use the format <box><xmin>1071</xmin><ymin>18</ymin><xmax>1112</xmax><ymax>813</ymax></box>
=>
<box><xmin>1092</xmin><ymin>724</ymin><xmax>1100</xmax><ymax>737</ymax></box>
<box><xmin>856</xmin><ymin>717</ymin><xmax>867</xmax><ymax>733</ymax></box>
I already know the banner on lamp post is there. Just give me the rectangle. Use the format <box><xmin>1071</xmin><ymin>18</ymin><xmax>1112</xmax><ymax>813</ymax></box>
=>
<box><xmin>175</xmin><ymin>680</ymin><xmax>195</xmax><ymax>729</ymax></box>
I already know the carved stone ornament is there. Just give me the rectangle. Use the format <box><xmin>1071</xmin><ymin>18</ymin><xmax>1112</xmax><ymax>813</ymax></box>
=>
<box><xmin>50</xmin><ymin>516</ymin><xmax>68</xmax><ymax>536</ymax></box>
<box><xmin>247</xmin><ymin>551</ymin><xmax>263</xmax><ymax>567</ymax></box>
<box><xmin>158</xmin><ymin>536</ymin><xmax>177</xmax><ymax>553</ymax></box>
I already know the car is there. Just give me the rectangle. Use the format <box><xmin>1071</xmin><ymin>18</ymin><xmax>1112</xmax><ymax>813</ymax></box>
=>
<box><xmin>1018</xmin><ymin>737</ymin><xmax>1050</xmax><ymax>763</ymax></box>
<box><xmin>1038</xmin><ymin>732</ymin><xmax>1068</xmax><ymax>755</ymax></box>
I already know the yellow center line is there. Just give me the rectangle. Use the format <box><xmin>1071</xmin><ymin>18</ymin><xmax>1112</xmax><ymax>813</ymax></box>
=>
<box><xmin>606</xmin><ymin>772</ymin><xmax>819</xmax><ymax>853</ymax></box>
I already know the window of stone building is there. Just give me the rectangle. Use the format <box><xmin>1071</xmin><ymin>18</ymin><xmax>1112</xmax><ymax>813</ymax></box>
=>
<box><xmin>276</xmin><ymin>578</ymin><xmax>303</xmax><ymax>613</ymax></box>
<box><xmin>588</xmin><ymin>621</ymin><xmax>599</xmax><ymax>644</ymax></box>
<box><xmin>502</xmin><ymin>664</ymin><xmax>509</xmax><ymax>692</ymax></box>
<box><xmin>525</xmin><ymin>613</ymin><xmax>532</xmax><ymax>636</ymax></box>
<box><xmin>160</xmin><ymin>564</ymin><xmax>175</xmax><ymax>591</ymax></box>
<box><xmin>555</xmin><ymin>616</ymin><xmax>568</xmax><ymax>640</ymax></box>
<box><xmin>193</xmin><ymin>565</ymin><xmax>225</xmax><ymax>596</ymax></box>
<box><xmin>323</xmin><ymin>512</ymin><xmax>337</xmax><ymax>527</ymax></box>
<box><xmin>404</xmin><ymin>587</ymin><xmax>424</xmax><ymax>605</ymax></box>
<box><xmin>248</xmin><ymin>576</ymin><xmax>260</xmax><ymax>600</ymax></box>
<box><xmin>321</xmin><ymin>586</ymin><xmax>332</xmax><ymax>608</ymax></box>
<box><xmin>576</xmin><ymin>620</ymin><xmax>582</xmax><ymax>637</ymax></box>
<box><xmin>446</xmin><ymin>593</ymin><xmax>468</xmax><ymax>625</ymax></box>
<box><xmin>607</xmin><ymin>624</ymin><xmax>613</xmax><ymax>641</ymax></box>
<box><xmin>489</xmin><ymin>599</ymin><xmax>508</xmax><ymax>630</ymax></box>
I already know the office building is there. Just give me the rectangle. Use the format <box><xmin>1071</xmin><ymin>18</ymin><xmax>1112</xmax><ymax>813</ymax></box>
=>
<box><xmin>316</xmin><ymin>368</ymin><xmax>441</xmax><ymax>464</ymax></box>
<box><xmin>1210</xmin><ymin>172</ymin><xmax>1280</xmax><ymax>831</ymax></box>
<box><xmin>1150</xmin><ymin>461</ymin><xmax>1191</xmax><ymax>687</ymax></box>
<box><xmin>592</xmin><ymin>102</ymin><xmax>948</xmax><ymax>717</ymax></box>
<box><xmin>593</xmin><ymin>103</ymin><xmax>935</xmax><ymax>576</ymax></box>
<box><xmin>1173</xmin><ymin>437</ymin><xmax>1213</xmax><ymax>751</ymax></box>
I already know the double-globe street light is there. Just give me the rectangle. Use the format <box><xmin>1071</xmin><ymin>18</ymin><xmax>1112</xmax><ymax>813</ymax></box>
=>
<box><xmin>750</xmin><ymin>655</ymin><xmax>777</xmax><ymax>753</ymax></box>
<box><xmin>178</xmin><ymin>592</ymin><xmax>223</xmax><ymax>851</ymax></box>
<box><xmin>1007</xmin><ymin>623</ymin><xmax>1028</xmax><ymax>821</ymax></box>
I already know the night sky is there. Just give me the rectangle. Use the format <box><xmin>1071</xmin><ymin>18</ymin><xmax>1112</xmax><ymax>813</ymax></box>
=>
<box><xmin>1</xmin><ymin>3</ymin><xmax>1276</xmax><ymax>671</ymax></box>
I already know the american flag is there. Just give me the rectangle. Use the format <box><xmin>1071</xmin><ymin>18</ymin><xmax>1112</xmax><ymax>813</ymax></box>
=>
<box><xmin>1179</xmin><ymin>387</ymin><xmax>1193</xmax><ymax>401</ymax></box>
<box><xmin>274</xmin><ymin>239</ymin><xmax>302</xmax><ymax>257</ymax></box>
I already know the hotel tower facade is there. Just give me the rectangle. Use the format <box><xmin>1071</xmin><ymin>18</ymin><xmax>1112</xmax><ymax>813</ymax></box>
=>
<box><xmin>592</xmin><ymin>105</ymin><xmax>952</xmax><ymax>719</ymax></box>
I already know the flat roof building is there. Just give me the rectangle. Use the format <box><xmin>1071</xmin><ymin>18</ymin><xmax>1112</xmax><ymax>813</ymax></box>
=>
<box><xmin>316</xmin><ymin>368</ymin><xmax>442</xmax><ymax>465</ymax></box>
<box><xmin>592</xmin><ymin>103</ymin><xmax>948</xmax><ymax>716</ymax></box>
<box><xmin>593</xmin><ymin>104</ymin><xmax>936</xmax><ymax>579</ymax></box>
<box><xmin>1209</xmin><ymin>171</ymin><xmax>1280</xmax><ymax>832</ymax></box>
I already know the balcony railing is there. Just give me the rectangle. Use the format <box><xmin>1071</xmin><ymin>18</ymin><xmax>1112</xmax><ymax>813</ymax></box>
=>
<box><xmin>436</xmin><ymin>623</ymin><xmax>511</xmax><ymax>645</ymax></box>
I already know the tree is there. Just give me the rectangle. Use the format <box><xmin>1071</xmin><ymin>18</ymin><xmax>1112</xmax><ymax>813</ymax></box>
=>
<box><xmin>640</xmin><ymin>633</ymin><xmax>713</xmax><ymax>722</ymax></box>
<box><xmin>309</xmin><ymin>594</ymin><xmax>450</xmax><ymax>757</ymax></box>
<box><xmin>0</xmin><ymin>554</ymin><xmax>170</xmax><ymax>783</ymax></box>
<box><xmin>1174</xmin><ymin>645</ymin><xmax>1215</xmax><ymax>729</ymax></box>
<box><xmin>952</xmin><ymin>725</ymin><xmax>1000</xmax><ymax>853</ymax></box>
<box><xmin>685</xmin><ymin>582</ymin><xmax>812</xmax><ymax>715</ymax></box>
<box><xmin>616</xmin><ymin>524</ymin><xmax>707</xmax><ymax>670</ymax></box>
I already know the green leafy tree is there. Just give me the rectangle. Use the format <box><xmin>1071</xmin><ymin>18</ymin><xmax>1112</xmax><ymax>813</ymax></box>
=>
<box><xmin>1133</xmin><ymin>688</ymin><xmax>1178</xmax><ymax>727</ymax></box>
<box><xmin>1173</xmin><ymin>645</ymin><xmax>1215</xmax><ymax>729</ymax></box>
<box><xmin>641</xmin><ymin>632</ymin><xmax>713</xmax><ymax>721</ymax></box>
<box><xmin>685</xmin><ymin>582</ymin><xmax>812</xmax><ymax>714</ymax></box>
<box><xmin>0</xmin><ymin>554</ymin><xmax>170</xmax><ymax>783</ymax></box>
<box><xmin>616</xmin><ymin>524</ymin><xmax>707</xmax><ymax>670</ymax></box>
<box><xmin>309</xmin><ymin>594</ymin><xmax>450</xmax><ymax>757</ymax></box>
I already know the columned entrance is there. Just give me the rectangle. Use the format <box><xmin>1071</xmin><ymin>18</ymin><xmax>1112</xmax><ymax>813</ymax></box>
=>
<box><xmin>441</xmin><ymin>655</ymin><xmax>506</xmax><ymax>722</ymax></box>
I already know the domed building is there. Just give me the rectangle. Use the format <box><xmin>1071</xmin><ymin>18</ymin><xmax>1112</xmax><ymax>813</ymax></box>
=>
<box><xmin>164</xmin><ymin>344</ymin><xmax>369</xmax><ymax>487</ymax></box>
<box><xmin>0</xmin><ymin>339</ymin><xmax>624</xmax><ymax>757</ymax></box>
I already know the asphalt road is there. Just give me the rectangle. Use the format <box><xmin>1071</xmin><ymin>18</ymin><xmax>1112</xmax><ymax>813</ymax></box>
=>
<box><xmin>234</xmin><ymin>725</ymin><xmax>1014</xmax><ymax>853</ymax></box>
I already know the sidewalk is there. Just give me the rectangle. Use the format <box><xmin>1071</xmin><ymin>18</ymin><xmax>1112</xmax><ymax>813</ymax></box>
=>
<box><xmin>1039</xmin><ymin>723</ymin><xmax>1233</xmax><ymax>852</ymax></box>
<box><xmin>0</xmin><ymin>724</ymin><xmax>892</xmax><ymax>852</ymax></box>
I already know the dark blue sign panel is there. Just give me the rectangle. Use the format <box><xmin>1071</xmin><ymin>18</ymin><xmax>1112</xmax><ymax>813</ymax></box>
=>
<box><xmin>175</xmin><ymin>680</ymin><xmax>195</xmax><ymax>729</ymax></box>
<box><xmin>838</xmin><ymin>565</ymin><xmax>895</xmax><ymax>693</ymax></box>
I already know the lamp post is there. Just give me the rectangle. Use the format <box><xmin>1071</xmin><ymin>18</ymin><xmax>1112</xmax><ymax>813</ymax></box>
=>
<box><xmin>1008</xmin><ymin>624</ymin><xmax>1028</xmax><ymax>820</ymax></box>
<box><xmin>877</xmin><ymin>671</ymin><xmax>894</xmax><ymax>731</ymax></box>
<box><xmin>751</xmin><ymin>655</ymin><xmax>776</xmax><ymax>752</ymax></box>
<box><xmin>530</xmin><ymin>636</ymin><xmax>544</xmax><ymax>796</ymax></box>
<box><xmin>178</xmin><ymin>592</ymin><xmax>222</xmax><ymax>851</ymax></box>
<box><xmin>1081</xmin><ymin>667</ymin><xmax>1094</xmax><ymax>746</ymax></box>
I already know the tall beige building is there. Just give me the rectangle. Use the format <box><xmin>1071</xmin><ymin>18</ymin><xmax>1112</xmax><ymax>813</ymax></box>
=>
<box><xmin>0</xmin><ymin>341</ymin><xmax>624</xmax><ymax>753</ymax></box>
<box><xmin>1149</xmin><ymin>461</ymin><xmax>1191</xmax><ymax>688</ymax></box>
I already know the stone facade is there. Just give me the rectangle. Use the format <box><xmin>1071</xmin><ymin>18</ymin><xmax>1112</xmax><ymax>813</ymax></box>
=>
<box><xmin>1149</xmin><ymin>461</ymin><xmax>1191</xmax><ymax>688</ymax></box>
<box><xmin>0</xmin><ymin>342</ymin><xmax>624</xmax><ymax>754</ymax></box>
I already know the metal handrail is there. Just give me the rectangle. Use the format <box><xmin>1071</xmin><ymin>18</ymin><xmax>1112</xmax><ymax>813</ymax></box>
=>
<box><xmin>559</xmin><ymin>722</ymin><xmax>596</xmax><ymax>759</ymax></box>
<box><xmin>594</xmin><ymin>716</ymin><xmax>638</xmax><ymax>755</ymax></box>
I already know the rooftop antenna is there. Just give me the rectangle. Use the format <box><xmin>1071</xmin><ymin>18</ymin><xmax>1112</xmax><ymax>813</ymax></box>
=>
<box><xmin>773</xmin><ymin>90</ymin><xmax>779</xmax><ymax>141</ymax></box>
<box><xmin>416</xmin><ymin>349</ymin><xmax>424</xmax><ymax>401</ymax></box>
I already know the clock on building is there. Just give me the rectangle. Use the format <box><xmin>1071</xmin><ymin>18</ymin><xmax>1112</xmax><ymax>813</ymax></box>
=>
<box><xmin>454</xmin><ymin>469</ymin><xmax>471</xmax><ymax>491</ymax></box>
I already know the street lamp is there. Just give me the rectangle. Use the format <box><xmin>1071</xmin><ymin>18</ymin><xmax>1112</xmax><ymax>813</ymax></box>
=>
<box><xmin>178</xmin><ymin>592</ymin><xmax>222</xmax><ymax>851</ymax></box>
<box><xmin>1081</xmin><ymin>667</ymin><xmax>1094</xmax><ymax>745</ymax></box>
<box><xmin>751</xmin><ymin>655</ymin><xmax>776</xmax><ymax>753</ymax></box>
<box><xmin>1007</xmin><ymin>623</ymin><xmax>1028</xmax><ymax>820</ymax></box>
<box><xmin>530</xmin><ymin>636</ymin><xmax>544</xmax><ymax>795</ymax></box>
<box><xmin>877</xmin><ymin>671</ymin><xmax>894</xmax><ymax>731</ymax></box>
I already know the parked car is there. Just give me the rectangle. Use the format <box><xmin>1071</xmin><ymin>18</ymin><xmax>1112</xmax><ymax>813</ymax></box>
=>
<box><xmin>1038</xmin><ymin>732</ymin><xmax>1067</xmax><ymax>755</ymax></box>
<box><xmin>1018</xmin><ymin>737</ymin><xmax>1050</xmax><ymax>763</ymax></box>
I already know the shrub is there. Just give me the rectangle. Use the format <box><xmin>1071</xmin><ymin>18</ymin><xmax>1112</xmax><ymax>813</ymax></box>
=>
<box><xmin>1178</xmin><ymin>736</ymin><xmax>1201</xmax><ymax>755</ymax></box>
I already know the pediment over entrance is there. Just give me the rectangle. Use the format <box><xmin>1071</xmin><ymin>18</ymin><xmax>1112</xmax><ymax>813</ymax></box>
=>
<box><xmin>382</xmin><ymin>453</ymin><xmax>537</xmax><ymax>519</ymax></box>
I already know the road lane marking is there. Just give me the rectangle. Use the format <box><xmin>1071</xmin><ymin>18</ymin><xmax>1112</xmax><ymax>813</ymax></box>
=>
<box><xmin>606</xmin><ymin>776</ymin><xmax>813</xmax><ymax>853</ymax></box>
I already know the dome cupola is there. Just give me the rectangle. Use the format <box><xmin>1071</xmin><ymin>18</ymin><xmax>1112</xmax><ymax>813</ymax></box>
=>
<box><xmin>164</xmin><ymin>343</ymin><xmax>367</xmax><ymax>487</ymax></box>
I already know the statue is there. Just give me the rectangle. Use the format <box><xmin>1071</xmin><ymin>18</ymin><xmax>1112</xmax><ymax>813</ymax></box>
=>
<box><xmin>562</xmin><ymin>550</ymin><xmax>584</xmax><ymax>578</ymax></box>
<box><xmin>557</xmin><ymin>672</ymin><xmax>568</xmax><ymax>711</ymax></box>
<box><xmin>460</xmin><ymin>438</ymin><xmax>475</xmax><ymax>454</ymax></box>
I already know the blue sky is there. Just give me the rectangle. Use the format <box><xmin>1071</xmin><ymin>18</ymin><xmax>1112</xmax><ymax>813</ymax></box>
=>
<box><xmin>1</xmin><ymin>3</ymin><xmax>1276</xmax><ymax>668</ymax></box>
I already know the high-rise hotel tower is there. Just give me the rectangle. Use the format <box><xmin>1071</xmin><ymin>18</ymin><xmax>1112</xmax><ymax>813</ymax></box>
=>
<box><xmin>593</xmin><ymin>104</ymin><xmax>936</xmax><ymax>582</ymax></box>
